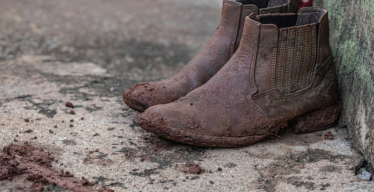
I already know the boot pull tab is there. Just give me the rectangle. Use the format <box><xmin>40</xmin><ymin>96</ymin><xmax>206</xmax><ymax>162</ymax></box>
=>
<box><xmin>248</xmin><ymin>13</ymin><xmax>260</xmax><ymax>22</ymax></box>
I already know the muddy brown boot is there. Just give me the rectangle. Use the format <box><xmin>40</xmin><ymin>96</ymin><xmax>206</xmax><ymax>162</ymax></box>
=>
<box><xmin>123</xmin><ymin>0</ymin><xmax>299</xmax><ymax>112</ymax></box>
<box><xmin>138</xmin><ymin>7</ymin><xmax>341</xmax><ymax>148</ymax></box>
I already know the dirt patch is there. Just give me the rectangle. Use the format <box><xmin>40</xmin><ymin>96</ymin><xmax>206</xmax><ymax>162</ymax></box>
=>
<box><xmin>320</xmin><ymin>165</ymin><xmax>340</xmax><ymax>173</ymax></box>
<box><xmin>224</xmin><ymin>162</ymin><xmax>237</xmax><ymax>168</ymax></box>
<box><xmin>256</xmin><ymin>148</ymin><xmax>353</xmax><ymax>192</ymax></box>
<box><xmin>99</xmin><ymin>189</ymin><xmax>115</xmax><ymax>192</ymax></box>
<box><xmin>114</xmin><ymin>135</ymin><xmax>206</xmax><ymax>178</ymax></box>
<box><xmin>184</xmin><ymin>163</ymin><xmax>202</xmax><ymax>174</ymax></box>
<box><xmin>0</xmin><ymin>142</ymin><xmax>113</xmax><ymax>192</ymax></box>
<box><xmin>83</xmin><ymin>151</ymin><xmax>115</xmax><ymax>167</ymax></box>
<box><xmin>175</xmin><ymin>163</ymin><xmax>202</xmax><ymax>175</ymax></box>
<box><xmin>62</xmin><ymin>139</ymin><xmax>77</xmax><ymax>146</ymax></box>
<box><xmin>13</xmin><ymin>96</ymin><xmax>58</xmax><ymax>118</ymax></box>
<box><xmin>286</xmin><ymin>177</ymin><xmax>316</xmax><ymax>190</ymax></box>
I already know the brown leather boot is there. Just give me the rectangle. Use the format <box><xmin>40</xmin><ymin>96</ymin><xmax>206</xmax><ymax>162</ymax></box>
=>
<box><xmin>123</xmin><ymin>0</ymin><xmax>299</xmax><ymax>112</ymax></box>
<box><xmin>138</xmin><ymin>7</ymin><xmax>341</xmax><ymax>148</ymax></box>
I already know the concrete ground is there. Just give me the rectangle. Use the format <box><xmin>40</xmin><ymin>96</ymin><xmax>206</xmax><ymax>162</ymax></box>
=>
<box><xmin>0</xmin><ymin>0</ymin><xmax>371</xmax><ymax>191</ymax></box>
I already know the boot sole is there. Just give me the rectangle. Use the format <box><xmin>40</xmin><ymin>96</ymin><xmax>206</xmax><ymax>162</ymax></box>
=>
<box><xmin>290</xmin><ymin>101</ymin><xmax>341</xmax><ymax>134</ymax></box>
<box><xmin>138</xmin><ymin>101</ymin><xmax>341</xmax><ymax>148</ymax></box>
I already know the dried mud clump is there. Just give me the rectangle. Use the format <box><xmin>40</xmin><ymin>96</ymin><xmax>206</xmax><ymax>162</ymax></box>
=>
<box><xmin>65</xmin><ymin>102</ymin><xmax>74</xmax><ymax>108</ymax></box>
<box><xmin>324</xmin><ymin>131</ymin><xmax>335</xmax><ymax>140</ymax></box>
<box><xmin>25</xmin><ymin>129</ymin><xmax>33</xmax><ymax>133</ymax></box>
<box><xmin>0</xmin><ymin>142</ymin><xmax>111</xmax><ymax>192</ymax></box>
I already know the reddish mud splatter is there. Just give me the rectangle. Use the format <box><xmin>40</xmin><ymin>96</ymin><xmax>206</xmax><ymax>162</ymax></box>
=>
<box><xmin>324</xmin><ymin>131</ymin><xmax>335</xmax><ymax>140</ymax></box>
<box><xmin>0</xmin><ymin>142</ymin><xmax>111</xmax><ymax>192</ymax></box>
<box><xmin>65</xmin><ymin>102</ymin><xmax>74</xmax><ymax>108</ymax></box>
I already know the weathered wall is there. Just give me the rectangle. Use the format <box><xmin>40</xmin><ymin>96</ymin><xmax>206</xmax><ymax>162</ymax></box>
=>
<box><xmin>314</xmin><ymin>0</ymin><xmax>374</xmax><ymax>164</ymax></box>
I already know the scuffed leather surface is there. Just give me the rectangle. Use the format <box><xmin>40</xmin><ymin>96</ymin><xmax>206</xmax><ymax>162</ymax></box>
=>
<box><xmin>139</xmin><ymin>18</ymin><xmax>266</xmax><ymax>147</ymax></box>
<box><xmin>255</xmin><ymin>24</ymin><xmax>278</xmax><ymax>92</ymax></box>
<box><xmin>123</xmin><ymin>0</ymin><xmax>299</xmax><ymax>112</ymax></box>
<box><xmin>138</xmin><ymin>8</ymin><xmax>340</xmax><ymax>148</ymax></box>
<box><xmin>123</xmin><ymin>0</ymin><xmax>244</xmax><ymax>112</ymax></box>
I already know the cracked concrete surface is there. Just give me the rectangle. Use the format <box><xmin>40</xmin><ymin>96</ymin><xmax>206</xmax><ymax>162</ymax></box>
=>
<box><xmin>0</xmin><ymin>0</ymin><xmax>372</xmax><ymax>191</ymax></box>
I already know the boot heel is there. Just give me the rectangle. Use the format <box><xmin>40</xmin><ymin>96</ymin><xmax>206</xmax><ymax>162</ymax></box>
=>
<box><xmin>290</xmin><ymin>102</ymin><xmax>341</xmax><ymax>134</ymax></box>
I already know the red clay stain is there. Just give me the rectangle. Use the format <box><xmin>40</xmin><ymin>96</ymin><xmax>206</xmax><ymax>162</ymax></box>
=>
<box><xmin>0</xmin><ymin>142</ymin><xmax>113</xmax><ymax>192</ymax></box>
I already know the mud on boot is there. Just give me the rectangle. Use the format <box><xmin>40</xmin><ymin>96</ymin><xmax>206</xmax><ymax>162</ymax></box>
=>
<box><xmin>138</xmin><ymin>7</ymin><xmax>340</xmax><ymax>148</ymax></box>
<box><xmin>123</xmin><ymin>0</ymin><xmax>299</xmax><ymax>112</ymax></box>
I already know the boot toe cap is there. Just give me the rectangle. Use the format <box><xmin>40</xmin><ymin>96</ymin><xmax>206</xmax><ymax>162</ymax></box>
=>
<box><xmin>138</xmin><ymin>105</ymin><xmax>266</xmax><ymax>147</ymax></box>
<box><xmin>123</xmin><ymin>83</ymin><xmax>152</xmax><ymax>112</ymax></box>
<box><xmin>137</xmin><ymin>104</ymin><xmax>213</xmax><ymax>145</ymax></box>
<box><xmin>138</xmin><ymin>106</ymin><xmax>165</xmax><ymax>133</ymax></box>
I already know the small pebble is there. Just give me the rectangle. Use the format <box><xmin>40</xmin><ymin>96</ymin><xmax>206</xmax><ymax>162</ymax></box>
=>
<box><xmin>357</xmin><ymin>168</ymin><xmax>372</xmax><ymax>180</ymax></box>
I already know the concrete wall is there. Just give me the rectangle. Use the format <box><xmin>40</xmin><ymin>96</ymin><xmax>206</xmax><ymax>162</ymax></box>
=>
<box><xmin>314</xmin><ymin>0</ymin><xmax>374</xmax><ymax>165</ymax></box>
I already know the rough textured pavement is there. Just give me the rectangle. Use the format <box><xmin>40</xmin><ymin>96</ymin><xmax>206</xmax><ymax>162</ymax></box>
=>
<box><xmin>0</xmin><ymin>0</ymin><xmax>372</xmax><ymax>191</ymax></box>
<box><xmin>314</xmin><ymin>0</ymin><xmax>374</xmax><ymax>171</ymax></box>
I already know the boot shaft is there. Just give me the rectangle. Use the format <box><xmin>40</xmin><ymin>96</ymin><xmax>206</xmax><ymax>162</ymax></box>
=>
<box><xmin>234</xmin><ymin>0</ymin><xmax>299</xmax><ymax>14</ymax></box>
<box><xmin>238</xmin><ymin>7</ymin><xmax>333</xmax><ymax>95</ymax></box>
<box><xmin>221</xmin><ymin>0</ymin><xmax>299</xmax><ymax>53</ymax></box>
<box><xmin>233</xmin><ymin>7</ymin><xmax>338</xmax><ymax>119</ymax></box>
